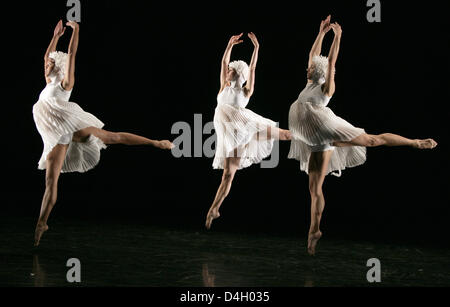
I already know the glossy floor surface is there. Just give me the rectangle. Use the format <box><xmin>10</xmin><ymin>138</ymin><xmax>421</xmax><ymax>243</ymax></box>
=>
<box><xmin>1</xmin><ymin>216</ymin><xmax>449</xmax><ymax>287</ymax></box>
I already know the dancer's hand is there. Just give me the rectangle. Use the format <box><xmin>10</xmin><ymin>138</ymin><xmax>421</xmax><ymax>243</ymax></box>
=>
<box><xmin>66</xmin><ymin>21</ymin><xmax>79</xmax><ymax>30</ymax></box>
<box><xmin>330</xmin><ymin>22</ymin><xmax>342</xmax><ymax>37</ymax></box>
<box><xmin>53</xmin><ymin>20</ymin><xmax>66</xmax><ymax>38</ymax></box>
<box><xmin>248</xmin><ymin>32</ymin><xmax>259</xmax><ymax>48</ymax></box>
<box><xmin>319</xmin><ymin>15</ymin><xmax>331</xmax><ymax>34</ymax></box>
<box><xmin>227</xmin><ymin>33</ymin><xmax>244</xmax><ymax>48</ymax></box>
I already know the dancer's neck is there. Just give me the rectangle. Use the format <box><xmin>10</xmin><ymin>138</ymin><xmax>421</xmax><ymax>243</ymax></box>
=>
<box><xmin>229</xmin><ymin>80</ymin><xmax>242</xmax><ymax>89</ymax></box>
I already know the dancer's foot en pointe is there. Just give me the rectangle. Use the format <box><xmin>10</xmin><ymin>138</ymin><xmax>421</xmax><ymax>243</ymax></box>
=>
<box><xmin>34</xmin><ymin>223</ymin><xmax>49</xmax><ymax>247</ymax></box>
<box><xmin>413</xmin><ymin>139</ymin><xmax>438</xmax><ymax>149</ymax></box>
<box><xmin>205</xmin><ymin>208</ymin><xmax>220</xmax><ymax>230</ymax></box>
<box><xmin>307</xmin><ymin>231</ymin><xmax>322</xmax><ymax>256</ymax></box>
<box><xmin>155</xmin><ymin>140</ymin><xmax>175</xmax><ymax>150</ymax></box>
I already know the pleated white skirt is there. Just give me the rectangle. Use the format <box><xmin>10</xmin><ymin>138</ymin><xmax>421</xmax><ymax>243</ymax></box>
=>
<box><xmin>213</xmin><ymin>103</ymin><xmax>277</xmax><ymax>170</ymax></box>
<box><xmin>288</xmin><ymin>100</ymin><xmax>366</xmax><ymax>176</ymax></box>
<box><xmin>33</xmin><ymin>96</ymin><xmax>106</xmax><ymax>173</ymax></box>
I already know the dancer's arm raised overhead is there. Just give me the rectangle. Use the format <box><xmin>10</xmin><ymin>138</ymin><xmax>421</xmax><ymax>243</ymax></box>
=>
<box><xmin>244</xmin><ymin>32</ymin><xmax>259</xmax><ymax>98</ymax></box>
<box><xmin>308</xmin><ymin>15</ymin><xmax>331</xmax><ymax>68</ymax></box>
<box><xmin>62</xmin><ymin>21</ymin><xmax>79</xmax><ymax>91</ymax></box>
<box><xmin>323</xmin><ymin>22</ymin><xmax>342</xmax><ymax>97</ymax></box>
<box><xmin>220</xmin><ymin>33</ymin><xmax>243</xmax><ymax>92</ymax></box>
<box><xmin>44</xmin><ymin>20</ymin><xmax>66</xmax><ymax>83</ymax></box>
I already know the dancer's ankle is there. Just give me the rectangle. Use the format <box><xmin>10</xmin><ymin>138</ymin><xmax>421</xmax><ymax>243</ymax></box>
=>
<box><xmin>36</xmin><ymin>219</ymin><xmax>47</xmax><ymax>228</ymax></box>
<box><xmin>308</xmin><ymin>229</ymin><xmax>321</xmax><ymax>236</ymax></box>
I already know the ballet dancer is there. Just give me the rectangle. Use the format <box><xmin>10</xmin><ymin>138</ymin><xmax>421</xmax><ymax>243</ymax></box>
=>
<box><xmin>288</xmin><ymin>15</ymin><xmax>437</xmax><ymax>255</ymax></box>
<box><xmin>206</xmin><ymin>33</ymin><xmax>291</xmax><ymax>229</ymax></box>
<box><xmin>32</xmin><ymin>20</ymin><xmax>174</xmax><ymax>246</ymax></box>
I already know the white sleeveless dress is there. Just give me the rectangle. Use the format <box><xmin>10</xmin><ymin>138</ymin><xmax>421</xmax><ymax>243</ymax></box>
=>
<box><xmin>213</xmin><ymin>82</ymin><xmax>277</xmax><ymax>170</ymax></box>
<box><xmin>288</xmin><ymin>81</ymin><xmax>366</xmax><ymax>177</ymax></box>
<box><xmin>32</xmin><ymin>73</ymin><xmax>106</xmax><ymax>173</ymax></box>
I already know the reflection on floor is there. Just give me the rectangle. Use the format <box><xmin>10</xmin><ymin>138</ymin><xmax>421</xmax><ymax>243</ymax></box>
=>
<box><xmin>1</xmin><ymin>216</ymin><xmax>449</xmax><ymax>287</ymax></box>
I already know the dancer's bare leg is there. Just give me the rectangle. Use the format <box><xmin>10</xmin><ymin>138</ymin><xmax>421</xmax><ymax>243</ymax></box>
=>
<box><xmin>333</xmin><ymin>133</ymin><xmax>437</xmax><ymax>149</ymax></box>
<box><xmin>307</xmin><ymin>150</ymin><xmax>333</xmax><ymax>256</ymax></box>
<box><xmin>257</xmin><ymin>126</ymin><xmax>291</xmax><ymax>141</ymax></box>
<box><xmin>34</xmin><ymin>144</ymin><xmax>68</xmax><ymax>246</ymax></box>
<box><xmin>206</xmin><ymin>152</ymin><xmax>241</xmax><ymax>230</ymax></box>
<box><xmin>73</xmin><ymin>127</ymin><xmax>174</xmax><ymax>149</ymax></box>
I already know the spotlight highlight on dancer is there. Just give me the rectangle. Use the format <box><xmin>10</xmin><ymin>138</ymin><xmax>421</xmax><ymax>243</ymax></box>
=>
<box><xmin>206</xmin><ymin>32</ymin><xmax>292</xmax><ymax>229</ymax></box>
<box><xmin>32</xmin><ymin>20</ymin><xmax>174</xmax><ymax>246</ymax></box>
<box><xmin>288</xmin><ymin>15</ymin><xmax>438</xmax><ymax>255</ymax></box>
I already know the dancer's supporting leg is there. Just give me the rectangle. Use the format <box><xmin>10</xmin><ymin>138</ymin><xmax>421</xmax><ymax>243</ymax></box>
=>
<box><xmin>205</xmin><ymin>126</ymin><xmax>290</xmax><ymax>229</ymax></box>
<box><xmin>307</xmin><ymin>150</ymin><xmax>333</xmax><ymax>256</ymax></box>
<box><xmin>206</xmin><ymin>151</ymin><xmax>241</xmax><ymax>230</ymax></box>
<box><xmin>73</xmin><ymin>127</ymin><xmax>174</xmax><ymax>149</ymax></box>
<box><xmin>34</xmin><ymin>144</ymin><xmax>68</xmax><ymax>246</ymax></box>
<box><xmin>333</xmin><ymin>133</ymin><xmax>437</xmax><ymax>149</ymax></box>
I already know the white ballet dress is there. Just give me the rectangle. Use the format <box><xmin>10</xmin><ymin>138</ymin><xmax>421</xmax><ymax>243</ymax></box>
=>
<box><xmin>32</xmin><ymin>72</ymin><xmax>106</xmax><ymax>173</ymax></box>
<box><xmin>212</xmin><ymin>81</ymin><xmax>277</xmax><ymax>170</ymax></box>
<box><xmin>288</xmin><ymin>80</ymin><xmax>366</xmax><ymax>176</ymax></box>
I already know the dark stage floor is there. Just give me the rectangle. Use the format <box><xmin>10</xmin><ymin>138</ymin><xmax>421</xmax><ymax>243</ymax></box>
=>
<box><xmin>1</xmin><ymin>216</ymin><xmax>449</xmax><ymax>287</ymax></box>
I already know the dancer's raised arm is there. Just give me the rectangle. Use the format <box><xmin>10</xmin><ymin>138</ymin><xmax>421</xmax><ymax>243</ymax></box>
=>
<box><xmin>323</xmin><ymin>22</ymin><xmax>342</xmax><ymax>97</ymax></box>
<box><xmin>220</xmin><ymin>33</ymin><xmax>243</xmax><ymax>91</ymax></box>
<box><xmin>62</xmin><ymin>21</ymin><xmax>79</xmax><ymax>91</ymax></box>
<box><xmin>44</xmin><ymin>20</ymin><xmax>66</xmax><ymax>82</ymax></box>
<box><xmin>308</xmin><ymin>15</ymin><xmax>331</xmax><ymax>68</ymax></box>
<box><xmin>244</xmin><ymin>32</ymin><xmax>259</xmax><ymax>98</ymax></box>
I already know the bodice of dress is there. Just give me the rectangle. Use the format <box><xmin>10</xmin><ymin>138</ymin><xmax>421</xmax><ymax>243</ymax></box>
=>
<box><xmin>39</xmin><ymin>73</ymin><xmax>72</xmax><ymax>102</ymax></box>
<box><xmin>297</xmin><ymin>82</ymin><xmax>331</xmax><ymax>107</ymax></box>
<box><xmin>217</xmin><ymin>82</ymin><xmax>249</xmax><ymax>109</ymax></box>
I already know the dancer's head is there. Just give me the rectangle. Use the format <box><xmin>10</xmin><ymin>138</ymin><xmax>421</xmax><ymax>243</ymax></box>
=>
<box><xmin>46</xmin><ymin>51</ymin><xmax>68</xmax><ymax>78</ymax></box>
<box><xmin>228</xmin><ymin>60</ymin><xmax>249</xmax><ymax>87</ymax></box>
<box><xmin>307</xmin><ymin>55</ymin><xmax>329</xmax><ymax>83</ymax></box>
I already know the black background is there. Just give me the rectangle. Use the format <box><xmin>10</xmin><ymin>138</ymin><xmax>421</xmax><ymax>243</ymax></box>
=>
<box><xmin>3</xmin><ymin>1</ymin><xmax>449</xmax><ymax>246</ymax></box>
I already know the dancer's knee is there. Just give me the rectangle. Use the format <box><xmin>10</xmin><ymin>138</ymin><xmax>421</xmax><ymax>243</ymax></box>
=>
<box><xmin>309</xmin><ymin>176</ymin><xmax>323</xmax><ymax>200</ymax></box>
<box><xmin>284</xmin><ymin>130</ymin><xmax>292</xmax><ymax>141</ymax></box>
<box><xmin>112</xmin><ymin>133</ymin><xmax>122</xmax><ymax>144</ymax></box>
<box><xmin>222</xmin><ymin>169</ymin><xmax>235</xmax><ymax>182</ymax></box>
<box><xmin>364</xmin><ymin>135</ymin><xmax>380</xmax><ymax>147</ymax></box>
<box><xmin>279</xmin><ymin>129</ymin><xmax>291</xmax><ymax>141</ymax></box>
<box><xmin>45</xmin><ymin>166</ymin><xmax>59</xmax><ymax>188</ymax></box>
<box><xmin>308</xmin><ymin>182</ymin><xmax>323</xmax><ymax>200</ymax></box>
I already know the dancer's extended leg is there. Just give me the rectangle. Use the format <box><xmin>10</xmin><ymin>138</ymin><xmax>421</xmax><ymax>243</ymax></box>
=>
<box><xmin>256</xmin><ymin>126</ymin><xmax>291</xmax><ymax>141</ymax></box>
<box><xmin>333</xmin><ymin>133</ymin><xmax>437</xmax><ymax>149</ymax></box>
<box><xmin>307</xmin><ymin>150</ymin><xmax>333</xmax><ymax>256</ymax></box>
<box><xmin>73</xmin><ymin>127</ymin><xmax>174</xmax><ymax>149</ymax></box>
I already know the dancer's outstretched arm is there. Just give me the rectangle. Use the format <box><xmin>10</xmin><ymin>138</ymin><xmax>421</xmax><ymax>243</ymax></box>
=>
<box><xmin>44</xmin><ymin>20</ymin><xmax>66</xmax><ymax>82</ymax></box>
<box><xmin>323</xmin><ymin>23</ymin><xmax>342</xmax><ymax>97</ymax></box>
<box><xmin>62</xmin><ymin>21</ymin><xmax>79</xmax><ymax>91</ymax></box>
<box><xmin>220</xmin><ymin>33</ymin><xmax>243</xmax><ymax>91</ymax></box>
<box><xmin>308</xmin><ymin>15</ymin><xmax>331</xmax><ymax>68</ymax></box>
<box><xmin>244</xmin><ymin>32</ymin><xmax>259</xmax><ymax>98</ymax></box>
